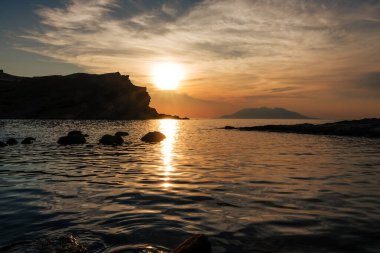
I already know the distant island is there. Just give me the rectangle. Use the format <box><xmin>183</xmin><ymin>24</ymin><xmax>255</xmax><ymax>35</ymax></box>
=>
<box><xmin>220</xmin><ymin>107</ymin><xmax>310</xmax><ymax>119</ymax></box>
<box><xmin>0</xmin><ymin>70</ymin><xmax>185</xmax><ymax>120</ymax></box>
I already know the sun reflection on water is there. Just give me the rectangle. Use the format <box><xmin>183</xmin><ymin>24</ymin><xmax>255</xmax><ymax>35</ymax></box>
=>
<box><xmin>160</xmin><ymin>119</ymin><xmax>178</xmax><ymax>188</ymax></box>
<box><xmin>159</xmin><ymin>119</ymin><xmax>178</xmax><ymax>189</ymax></box>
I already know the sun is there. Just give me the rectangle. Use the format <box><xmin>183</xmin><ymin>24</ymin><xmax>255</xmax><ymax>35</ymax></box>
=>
<box><xmin>152</xmin><ymin>62</ymin><xmax>184</xmax><ymax>90</ymax></box>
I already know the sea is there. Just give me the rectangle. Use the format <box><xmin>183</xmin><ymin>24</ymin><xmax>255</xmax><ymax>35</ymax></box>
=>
<box><xmin>0</xmin><ymin>119</ymin><xmax>380</xmax><ymax>253</ymax></box>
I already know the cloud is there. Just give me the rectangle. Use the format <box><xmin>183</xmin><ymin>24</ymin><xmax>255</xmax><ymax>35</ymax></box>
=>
<box><xmin>13</xmin><ymin>0</ymin><xmax>380</xmax><ymax>116</ymax></box>
<box><xmin>357</xmin><ymin>72</ymin><xmax>380</xmax><ymax>91</ymax></box>
<box><xmin>339</xmin><ymin>72</ymin><xmax>380</xmax><ymax>98</ymax></box>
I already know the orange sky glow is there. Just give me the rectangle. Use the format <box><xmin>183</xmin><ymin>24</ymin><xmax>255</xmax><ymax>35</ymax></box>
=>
<box><xmin>1</xmin><ymin>0</ymin><xmax>379</xmax><ymax>119</ymax></box>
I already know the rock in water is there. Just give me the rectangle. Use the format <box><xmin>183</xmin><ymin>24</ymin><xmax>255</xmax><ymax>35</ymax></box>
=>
<box><xmin>21</xmin><ymin>137</ymin><xmax>36</xmax><ymax>144</ymax></box>
<box><xmin>172</xmin><ymin>234</ymin><xmax>211</xmax><ymax>253</ymax></box>
<box><xmin>141</xmin><ymin>131</ymin><xmax>166</xmax><ymax>143</ymax></box>
<box><xmin>58</xmin><ymin>135</ymin><xmax>86</xmax><ymax>145</ymax></box>
<box><xmin>6</xmin><ymin>138</ymin><xmax>18</xmax><ymax>145</ymax></box>
<box><xmin>99</xmin><ymin>134</ymin><xmax>124</xmax><ymax>145</ymax></box>
<box><xmin>115</xmin><ymin>131</ymin><xmax>129</xmax><ymax>137</ymax></box>
<box><xmin>0</xmin><ymin>141</ymin><xmax>7</xmax><ymax>147</ymax></box>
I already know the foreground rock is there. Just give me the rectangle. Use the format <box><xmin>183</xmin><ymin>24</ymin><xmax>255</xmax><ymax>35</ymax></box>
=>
<box><xmin>0</xmin><ymin>71</ymin><xmax>184</xmax><ymax>120</ymax></box>
<box><xmin>99</xmin><ymin>134</ymin><xmax>124</xmax><ymax>145</ymax></box>
<box><xmin>0</xmin><ymin>234</ymin><xmax>210</xmax><ymax>253</ymax></box>
<box><xmin>224</xmin><ymin>118</ymin><xmax>380</xmax><ymax>138</ymax></box>
<box><xmin>172</xmin><ymin>234</ymin><xmax>211</xmax><ymax>253</ymax></box>
<box><xmin>141</xmin><ymin>131</ymin><xmax>166</xmax><ymax>143</ymax></box>
<box><xmin>0</xmin><ymin>234</ymin><xmax>87</xmax><ymax>253</ymax></box>
<box><xmin>58</xmin><ymin>131</ymin><xmax>87</xmax><ymax>145</ymax></box>
<box><xmin>21</xmin><ymin>137</ymin><xmax>36</xmax><ymax>144</ymax></box>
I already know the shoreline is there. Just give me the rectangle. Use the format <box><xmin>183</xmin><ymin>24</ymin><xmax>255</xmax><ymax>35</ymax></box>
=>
<box><xmin>224</xmin><ymin>118</ymin><xmax>380</xmax><ymax>138</ymax></box>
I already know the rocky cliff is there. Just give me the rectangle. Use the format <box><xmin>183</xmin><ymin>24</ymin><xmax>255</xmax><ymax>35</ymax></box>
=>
<box><xmin>0</xmin><ymin>71</ymin><xmax>180</xmax><ymax>120</ymax></box>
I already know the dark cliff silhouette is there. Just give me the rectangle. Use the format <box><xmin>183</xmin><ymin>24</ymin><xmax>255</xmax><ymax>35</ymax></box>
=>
<box><xmin>220</xmin><ymin>107</ymin><xmax>310</xmax><ymax>119</ymax></box>
<box><xmin>0</xmin><ymin>70</ymin><xmax>183</xmax><ymax>120</ymax></box>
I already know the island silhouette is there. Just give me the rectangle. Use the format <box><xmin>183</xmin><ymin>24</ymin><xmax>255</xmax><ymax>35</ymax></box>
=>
<box><xmin>220</xmin><ymin>107</ymin><xmax>310</xmax><ymax>119</ymax></box>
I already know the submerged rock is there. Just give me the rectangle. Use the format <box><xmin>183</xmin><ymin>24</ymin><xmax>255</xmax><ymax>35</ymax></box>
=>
<box><xmin>172</xmin><ymin>234</ymin><xmax>211</xmax><ymax>253</ymax></box>
<box><xmin>58</xmin><ymin>135</ymin><xmax>86</xmax><ymax>145</ymax></box>
<box><xmin>141</xmin><ymin>131</ymin><xmax>166</xmax><ymax>143</ymax></box>
<box><xmin>99</xmin><ymin>134</ymin><xmax>124</xmax><ymax>145</ymax></box>
<box><xmin>115</xmin><ymin>131</ymin><xmax>129</xmax><ymax>137</ymax></box>
<box><xmin>21</xmin><ymin>137</ymin><xmax>36</xmax><ymax>144</ymax></box>
<box><xmin>6</xmin><ymin>138</ymin><xmax>18</xmax><ymax>145</ymax></box>
<box><xmin>225</xmin><ymin>118</ymin><xmax>380</xmax><ymax>138</ymax></box>
<box><xmin>0</xmin><ymin>141</ymin><xmax>7</xmax><ymax>147</ymax></box>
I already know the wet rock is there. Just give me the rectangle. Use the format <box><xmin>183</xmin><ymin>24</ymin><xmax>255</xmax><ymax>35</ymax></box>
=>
<box><xmin>99</xmin><ymin>134</ymin><xmax>124</xmax><ymax>146</ymax></box>
<box><xmin>172</xmin><ymin>234</ymin><xmax>211</xmax><ymax>253</ymax></box>
<box><xmin>0</xmin><ymin>141</ymin><xmax>7</xmax><ymax>147</ymax></box>
<box><xmin>6</xmin><ymin>138</ymin><xmax>18</xmax><ymax>145</ymax></box>
<box><xmin>58</xmin><ymin>135</ymin><xmax>86</xmax><ymax>145</ymax></box>
<box><xmin>141</xmin><ymin>131</ymin><xmax>166</xmax><ymax>143</ymax></box>
<box><xmin>115</xmin><ymin>131</ymin><xmax>129</xmax><ymax>137</ymax></box>
<box><xmin>21</xmin><ymin>137</ymin><xmax>36</xmax><ymax>144</ymax></box>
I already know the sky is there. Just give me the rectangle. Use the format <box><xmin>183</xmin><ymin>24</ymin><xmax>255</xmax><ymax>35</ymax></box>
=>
<box><xmin>1</xmin><ymin>0</ymin><xmax>380</xmax><ymax>119</ymax></box>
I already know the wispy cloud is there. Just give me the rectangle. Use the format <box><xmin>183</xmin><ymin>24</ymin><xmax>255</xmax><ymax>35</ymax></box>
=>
<box><xmin>14</xmin><ymin>0</ymin><xmax>380</xmax><ymax>117</ymax></box>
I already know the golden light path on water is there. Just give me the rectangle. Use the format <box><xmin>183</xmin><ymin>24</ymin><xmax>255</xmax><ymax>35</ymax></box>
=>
<box><xmin>159</xmin><ymin>119</ymin><xmax>178</xmax><ymax>189</ymax></box>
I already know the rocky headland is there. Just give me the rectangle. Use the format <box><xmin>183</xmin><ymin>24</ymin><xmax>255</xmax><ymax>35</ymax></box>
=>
<box><xmin>0</xmin><ymin>70</ymin><xmax>185</xmax><ymax>120</ymax></box>
<box><xmin>224</xmin><ymin>118</ymin><xmax>380</xmax><ymax>138</ymax></box>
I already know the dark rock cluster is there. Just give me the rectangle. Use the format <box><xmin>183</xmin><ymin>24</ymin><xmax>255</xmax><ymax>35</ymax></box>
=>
<box><xmin>1</xmin><ymin>130</ymin><xmax>167</xmax><ymax>148</ymax></box>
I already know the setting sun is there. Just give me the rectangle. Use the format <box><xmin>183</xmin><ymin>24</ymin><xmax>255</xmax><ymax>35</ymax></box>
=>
<box><xmin>152</xmin><ymin>62</ymin><xmax>184</xmax><ymax>90</ymax></box>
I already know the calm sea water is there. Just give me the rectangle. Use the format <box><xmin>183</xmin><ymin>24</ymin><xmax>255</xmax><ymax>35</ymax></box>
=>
<box><xmin>1</xmin><ymin>119</ymin><xmax>380</xmax><ymax>253</ymax></box>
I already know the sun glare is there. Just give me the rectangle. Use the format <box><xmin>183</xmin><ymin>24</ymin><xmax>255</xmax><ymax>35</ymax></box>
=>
<box><xmin>152</xmin><ymin>62</ymin><xmax>184</xmax><ymax>90</ymax></box>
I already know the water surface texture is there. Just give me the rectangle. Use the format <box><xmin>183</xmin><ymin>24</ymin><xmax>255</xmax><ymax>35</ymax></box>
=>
<box><xmin>1</xmin><ymin>119</ymin><xmax>380</xmax><ymax>253</ymax></box>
